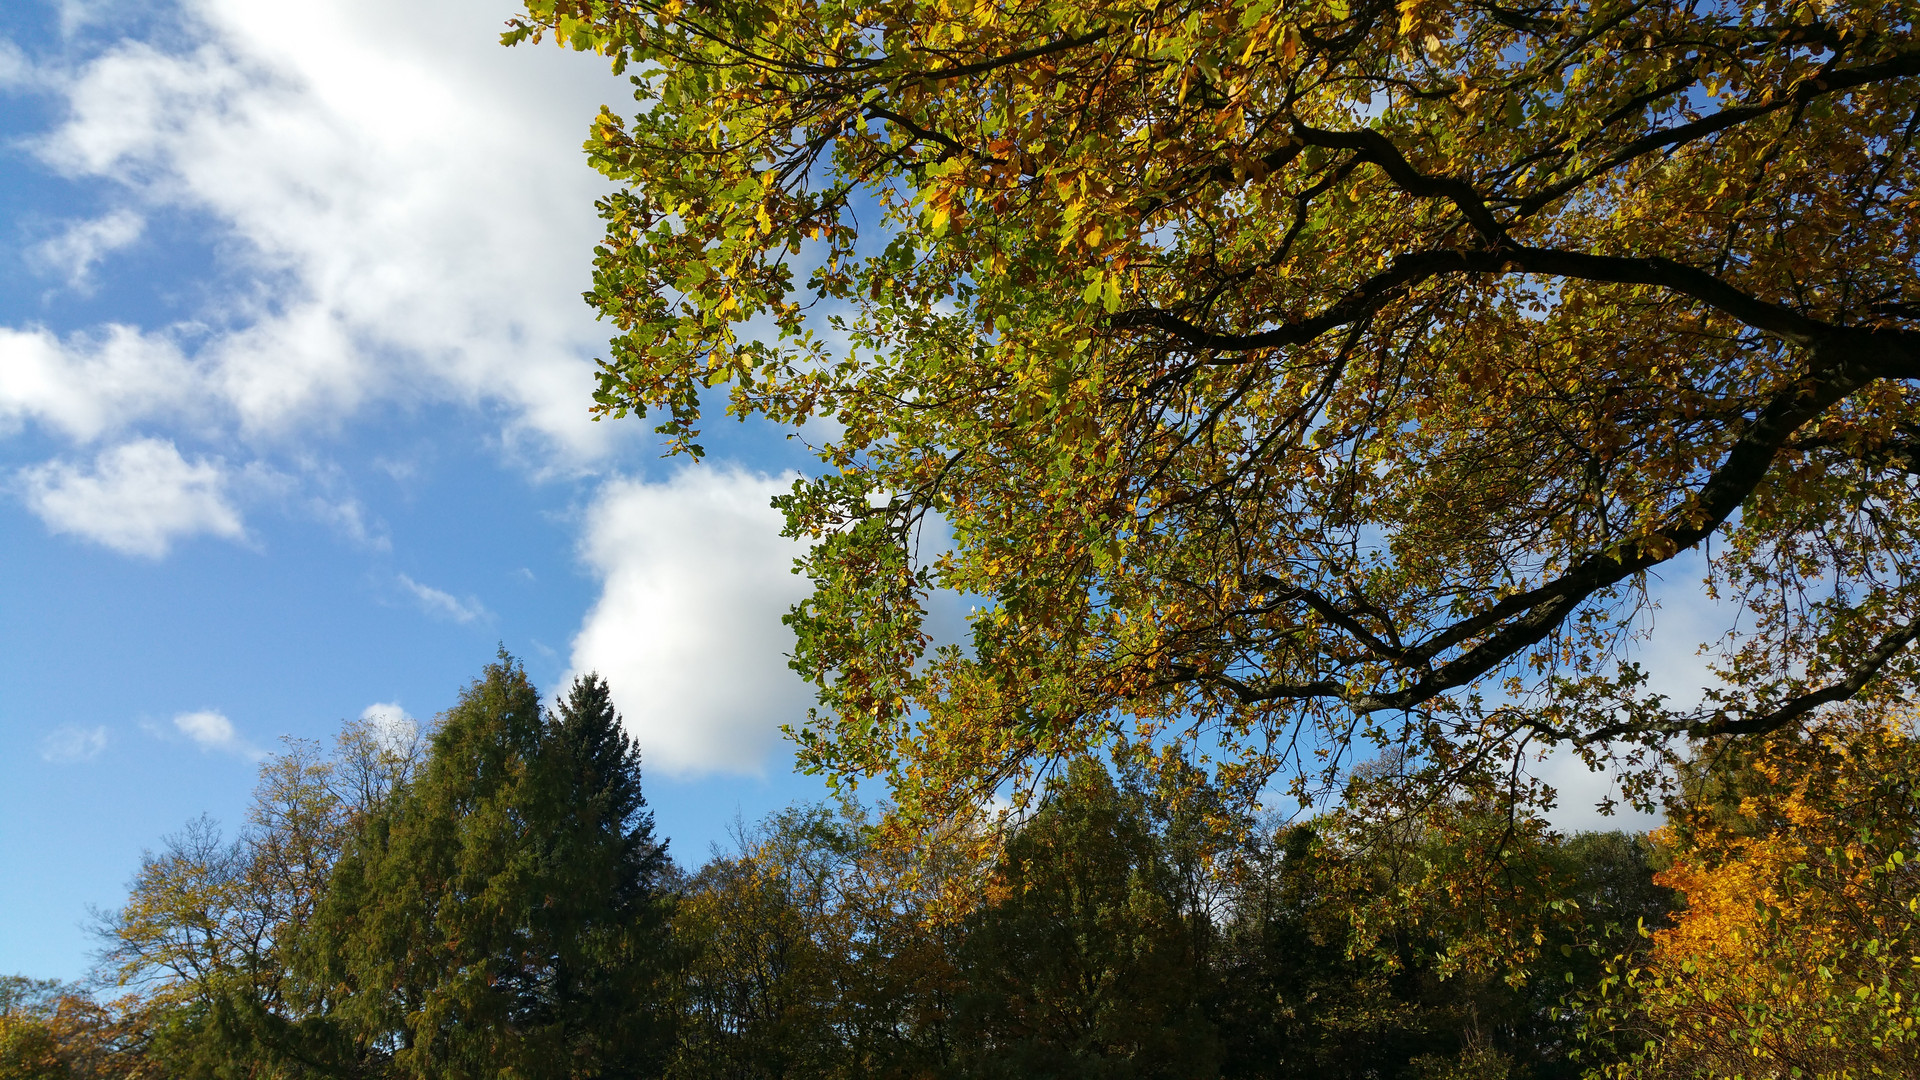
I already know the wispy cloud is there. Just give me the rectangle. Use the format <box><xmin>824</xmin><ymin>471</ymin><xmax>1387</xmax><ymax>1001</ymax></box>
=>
<box><xmin>397</xmin><ymin>574</ymin><xmax>486</xmax><ymax>624</ymax></box>
<box><xmin>40</xmin><ymin>724</ymin><xmax>108</xmax><ymax>763</ymax></box>
<box><xmin>309</xmin><ymin>494</ymin><xmax>387</xmax><ymax>551</ymax></box>
<box><xmin>0</xmin><ymin>38</ymin><xmax>30</xmax><ymax>90</ymax></box>
<box><xmin>29</xmin><ymin>208</ymin><xmax>144</xmax><ymax>290</ymax></box>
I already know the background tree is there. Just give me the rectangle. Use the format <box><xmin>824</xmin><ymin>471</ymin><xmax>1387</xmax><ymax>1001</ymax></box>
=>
<box><xmin>533</xmin><ymin>674</ymin><xmax>676</xmax><ymax>1079</ymax></box>
<box><xmin>666</xmin><ymin>800</ymin><xmax>969</xmax><ymax>1080</ymax></box>
<box><xmin>94</xmin><ymin>728</ymin><xmax>378</xmax><ymax>1080</ymax></box>
<box><xmin>311</xmin><ymin>657</ymin><xmax>673</xmax><ymax>1080</ymax></box>
<box><xmin>2</xmin><ymin>978</ymin><xmax>164</xmax><ymax>1080</ymax></box>
<box><xmin>1208</xmin><ymin>773</ymin><xmax>1674</xmax><ymax>1080</ymax></box>
<box><xmin>668</xmin><ymin>810</ymin><xmax>854</xmax><ymax>1080</ymax></box>
<box><xmin>510</xmin><ymin>0</ymin><xmax>1920</xmax><ymax>826</ymax></box>
<box><xmin>1</xmin><ymin>978</ymin><xmax>73</xmax><ymax>1080</ymax></box>
<box><xmin>954</xmin><ymin>759</ymin><xmax>1218</xmax><ymax>1080</ymax></box>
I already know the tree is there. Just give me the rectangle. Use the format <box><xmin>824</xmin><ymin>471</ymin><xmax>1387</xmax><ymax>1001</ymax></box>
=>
<box><xmin>509</xmin><ymin>0</ymin><xmax>1920</xmax><ymax>820</ymax></box>
<box><xmin>96</xmin><ymin>738</ymin><xmax>357</xmax><ymax>1080</ymax></box>
<box><xmin>1585</xmin><ymin>708</ymin><xmax>1920</xmax><ymax>1077</ymax></box>
<box><xmin>668</xmin><ymin>810</ymin><xmax>856</xmax><ymax>1080</ymax></box>
<box><xmin>1209</xmin><ymin>780</ymin><xmax>1662</xmax><ymax>1080</ymax></box>
<box><xmin>1</xmin><ymin>978</ymin><xmax>72</xmax><ymax>1080</ymax></box>
<box><xmin>531</xmin><ymin>673</ymin><xmax>676</xmax><ymax>1078</ymax></box>
<box><xmin>312</xmin><ymin>658</ymin><xmax>673</xmax><ymax>1080</ymax></box>
<box><xmin>0</xmin><ymin>979</ymin><xmax>160</xmax><ymax>1080</ymax></box>
<box><xmin>954</xmin><ymin>759</ymin><xmax>1218</xmax><ymax>1080</ymax></box>
<box><xmin>665</xmin><ymin>800</ymin><xmax>970</xmax><ymax>1080</ymax></box>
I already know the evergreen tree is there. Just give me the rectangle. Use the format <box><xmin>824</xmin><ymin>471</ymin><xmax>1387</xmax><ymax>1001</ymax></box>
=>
<box><xmin>313</xmin><ymin>655</ymin><xmax>672</xmax><ymax>1080</ymax></box>
<box><xmin>534</xmin><ymin>672</ymin><xmax>674</xmax><ymax>1079</ymax></box>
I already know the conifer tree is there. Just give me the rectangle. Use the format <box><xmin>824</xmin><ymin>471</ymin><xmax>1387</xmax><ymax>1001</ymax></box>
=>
<box><xmin>534</xmin><ymin>672</ymin><xmax>674</xmax><ymax>1079</ymax></box>
<box><xmin>314</xmin><ymin>655</ymin><xmax>673</xmax><ymax>1080</ymax></box>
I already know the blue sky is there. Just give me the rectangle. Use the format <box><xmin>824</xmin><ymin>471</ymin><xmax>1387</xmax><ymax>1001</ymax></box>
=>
<box><xmin>0</xmin><ymin>0</ymin><xmax>836</xmax><ymax>982</ymax></box>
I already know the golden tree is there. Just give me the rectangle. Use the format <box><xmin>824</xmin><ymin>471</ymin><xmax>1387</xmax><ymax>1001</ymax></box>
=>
<box><xmin>1590</xmin><ymin>710</ymin><xmax>1920</xmax><ymax>1077</ymax></box>
<box><xmin>511</xmin><ymin>0</ymin><xmax>1920</xmax><ymax>819</ymax></box>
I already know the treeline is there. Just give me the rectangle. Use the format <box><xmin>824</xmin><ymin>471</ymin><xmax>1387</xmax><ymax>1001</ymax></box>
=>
<box><xmin>6</xmin><ymin>658</ymin><xmax>1919</xmax><ymax>1079</ymax></box>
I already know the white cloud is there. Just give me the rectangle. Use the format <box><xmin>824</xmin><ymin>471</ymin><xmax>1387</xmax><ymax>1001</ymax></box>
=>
<box><xmin>309</xmin><ymin>494</ymin><xmax>386</xmax><ymax>550</ymax></box>
<box><xmin>0</xmin><ymin>325</ymin><xmax>202</xmax><ymax>443</ymax></box>
<box><xmin>20</xmin><ymin>3</ymin><xmax>626</xmax><ymax>455</ymax></box>
<box><xmin>567</xmin><ymin>465</ymin><xmax>814</xmax><ymax>777</ymax></box>
<box><xmin>0</xmin><ymin>39</ymin><xmax>29</xmax><ymax>90</ymax></box>
<box><xmin>173</xmin><ymin>708</ymin><xmax>257</xmax><ymax>757</ymax></box>
<box><xmin>40</xmin><ymin>724</ymin><xmax>109</xmax><ymax>763</ymax></box>
<box><xmin>1534</xmin><ymin>744</ymin><xmax>1666</xmax><ymax>834</ymax></box>
<box><xmin>397</xmin><ymin>573</ymin><xmax>486</xmax><ymax>624</ymax></box>
<box><xmin>19</xmin><ymin>438</ymin><xmax>245</xmax><ymax>557</ymax></box>
<box><xmin>359</xmin><ymin>701</ymin><xmax>419</xmax><ymax>750</ymax></box>
<box><xmin>0</xmin><ymin>1</ymin><xmax>678</xmax><ymax>561</ymax></box>
<box><xmin>29</xmin><ymin>208</ymin><xmax>144</xmax><ymax>289</ymax></box>
<box><xmin>1530</xmin><ymin>553</ymin><xmax>1739</xmax><ymax>834</ymax></box>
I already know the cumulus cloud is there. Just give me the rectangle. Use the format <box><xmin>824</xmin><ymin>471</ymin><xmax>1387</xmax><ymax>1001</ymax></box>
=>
<box><xmin>20</xmin><ymin>2</ymin><xmax>624</xmax><ymax>453</ymax></box>
<box><xmin>0</xmin><ymin>325</ymin><xmax>201</xmax><ymax>443</ymax></box>
<box><xmin>0</xmin><ymin>0</ymin><xmax>646</xmax><ymax>555</ymax></box>
<box><xmin>40</xmin><ymin>724</ymin><xmax>109</xmax><ymax>763</ymax></box>
<box><xmin>29</xmin><ymin>208</ymin><xmax>144</xmax><ymax>289</ymax></box>
<box><xmin>567</xmin><ymin>465</ymin><xmax>814</xmax><ymax>777</ymax></box>
<box><xmin>173</xmin><ymin>708</ymin><xmax>257</xmax><ymax>757</ymax></box>
<box><xmin>18</xmin><ymin>438</ymin><xmax>245</xmax><ymax>557</ymax></box>
<box><xmin>397</xmin><ymin>574</ymin><xmax>486</xmax><ymax>624</ymax></box>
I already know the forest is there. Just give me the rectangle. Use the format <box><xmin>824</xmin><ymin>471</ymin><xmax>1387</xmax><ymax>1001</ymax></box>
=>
<box><xmin>3</xmin><ymin>656</ymin><xmax>1918</xmax><ymax>1079</ymax></box>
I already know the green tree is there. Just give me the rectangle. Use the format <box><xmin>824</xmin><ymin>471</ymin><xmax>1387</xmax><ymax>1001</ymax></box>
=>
<box><xmin>1202</xmin><ymin>760</ymin><xmax>1674</xmax><ymax>1080</ymax></box>
<box><xmin>955</xmin><ymin>760</ymin><xmax>1218</xmax><ymax>1080</ymax></box>
<box><xmin>509</xmin><ymin>0</ymin><xmax>1920</xmax><ymax>825</ymax></box>
<box><xmin>530</xmin><ymin>673</ymin><xmax>675</xmax><ymax>1078</ymax></box>
<box><xmin>312</xmin><ymin>657</ymin><xmax>673</xmax><ymax>1080</ymax></box>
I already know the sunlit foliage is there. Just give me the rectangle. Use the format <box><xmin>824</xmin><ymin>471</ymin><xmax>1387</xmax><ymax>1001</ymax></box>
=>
<box><xmin>510</xmin><ymin>0</ymin><xmax>1920</xmax><ymax>825</ymax></box>
<box><xmin>1588</xmin><ymin>708</ymin><xmax>1920</xmax><ymax>1077</ymax></box>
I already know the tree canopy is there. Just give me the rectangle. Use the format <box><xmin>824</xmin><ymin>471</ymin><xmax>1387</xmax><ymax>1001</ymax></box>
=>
<box><xmin>508</xmin><ymin>0</ymin><xmax>1920</xmax><ymax>819</ymax></box>
<box><xmin>1588</xmin><ymin>707</ymin><xmax>1920</xmax><ymax>1075</ymax></box>
<box><xmin>48</xmin><ymin>658</ymin><xmax>1920</xmax><ymax>1079</ymax></box>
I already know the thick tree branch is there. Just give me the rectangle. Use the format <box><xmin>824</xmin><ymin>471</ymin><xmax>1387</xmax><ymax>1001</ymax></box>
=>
<box><xmin>1515</xmin><ymin>47</ymin><xmax>1920</xmax><ymax>218</ymax></box>
<box><xmin>1696</xmin><ymin>620</ymin><xmax>1920</xmax><ymax>738</ymax></box>
<box><xmin>1219</xmin><ymin>337</ymin><xmax>1886</xmax><ymax>713</ymax></box>
<box><xmin>1527</xmin><ymin>617</ymin><xmax>1920</xmax><ymax>745</ymax></box>
<box><xmin>1295</xmin><ymin>124</ymin><xmax>1509</xmax><ymax>243</ymax></box>
<box><xmin>1114</xmin><ymin>243</ymin><xmax>1856</xmax><ymax>353</ymax></box>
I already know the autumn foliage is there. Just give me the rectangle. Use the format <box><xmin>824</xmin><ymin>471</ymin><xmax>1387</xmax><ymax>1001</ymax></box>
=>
<box><xmin>508</xmin><ymin>0</ymin><xmax>1920</xmax><ymax>827</ymax></box>
<box><xmin>1589</xmin><ymin>711</ymin><xmax>1920</xmax><ymax>1077</ymax></box>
